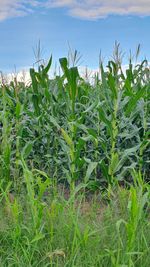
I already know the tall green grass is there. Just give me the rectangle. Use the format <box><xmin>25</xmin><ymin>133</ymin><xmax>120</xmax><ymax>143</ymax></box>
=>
<box><xmin>0</xmin><ymin>166</ymin><xmax>149</xmax><ymax>266</ymax></box>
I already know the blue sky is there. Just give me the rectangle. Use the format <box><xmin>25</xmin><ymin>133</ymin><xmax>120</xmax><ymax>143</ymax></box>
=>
<box><xmin>0</xmin><ymin>0</ymin><xmax>150</xmax><ymax>72</ymax></box>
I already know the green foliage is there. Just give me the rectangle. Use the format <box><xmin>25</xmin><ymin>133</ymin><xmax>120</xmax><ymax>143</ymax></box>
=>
<box><xmin>0</xmin><ymin>47</ymin><xmax>150</xmax><ymax>265</ymax></box>
<box><xmin>0</xmin><ymin>169</ymin><xmax>149</xmax><ymax>266</ymax></box>
<box><xmin>0</xmin><ymin>52</ymin><xmax>149</xmax><ymax>187</ymax></box>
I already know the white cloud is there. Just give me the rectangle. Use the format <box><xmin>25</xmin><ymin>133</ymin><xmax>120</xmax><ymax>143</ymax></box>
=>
<box><xmin>0</xmin><ymin>0</ymin><xmax>150</xmax><ymax>21</ymax></box>
<box><xmin>46</xmin><ymin>0</ymin><xmax>150</xmax><ymax>19</ymax></box>
<box><xmin>0</xmin><ymin>68</ymin><xmax>31</xmax><ymax>85</ymax></box>
<box><xmin>0</xmin><ymin>0</ymin><xmax>39</xmax><ymax>21</ymax></box>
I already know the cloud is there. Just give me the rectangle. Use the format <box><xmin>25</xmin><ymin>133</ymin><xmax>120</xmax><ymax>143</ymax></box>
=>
<box><xmin>46</xmin><ymin>0</ymin><xmax>150</xmax><ymax>19</ymax></box>
<box><xmin>0</xmin><ymin>0</ymin><xmax>150</xmax><ymax>21</ymax></box>
<box><xmin>0</xmin><ymin>0</ymin><xmax>39</xmax><ymax>21</ymax></box>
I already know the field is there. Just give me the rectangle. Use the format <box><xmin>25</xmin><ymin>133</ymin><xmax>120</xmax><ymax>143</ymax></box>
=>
<box><xmin>0</xmin><ymin>47</ymin><xmax>150</xmax><ymax>266</ymax></box>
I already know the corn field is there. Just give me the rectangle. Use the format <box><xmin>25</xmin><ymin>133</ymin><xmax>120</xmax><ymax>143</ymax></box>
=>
<box><xmin>0</xmin><ymin>48</ymin><xmax>150</xmax><ymax>266</ymax></box>
<box><xmin>0</xmin><ymin>51</ymin><xmax>150</xmax><ymax>189</ymax></box>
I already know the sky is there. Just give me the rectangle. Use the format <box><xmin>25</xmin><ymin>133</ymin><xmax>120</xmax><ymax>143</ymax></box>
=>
<box><xmin>0</xmin><ymin>0</ymin><xmax>150</xmax><ymax>73</ymax></box>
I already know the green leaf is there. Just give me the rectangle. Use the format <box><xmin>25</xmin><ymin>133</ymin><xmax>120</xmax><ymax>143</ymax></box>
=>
<box><xmin>31</xmin><ymin>233</ymin><xmax>45</xmax><ymax>243</ymax></box>
<box><xmin>100</xmin><ymin>160</ymin><xmax>110</xmax><ymax>182</ymax></box>
<box><xmin>49</xmin><ymin>115</ymin><xmax>60</xmax><ymax>129</ymax></box>
<box><xmin>43</xmin><ymin>55</ymin><xmax>52</xmax><ymax>74</ymax></box>
<box><xmin>16</xmin><ymin>102</ymin><xmax>21</xmax><ymax>119</ymax></box>
<box><xmin>85</xmin><ymin>162</ymin><xmax>97</xmax><ymax>182</ymax></box>
<box><xmin>107</xmin><ymin>73</ymin><xmax>117</xmax><ymax>99</ymax></box>
<box><xmin>61</xmin><ymin>128</ymin><xmax>74</xmax><ymax>149</ymax></box>
<box><xmin>125</xmin><ymin>86</ymin><xmax>146</xmax><ymax>115</ymax></box>
<box><xmin>32</xmin><ymin>94</ymin><xmax>40</xmax><ymax>116</ymax></box>
<box><xmin>109</xmin><ymin>153</ymin><xmax>119</xmax><ymax>175</ymax></box>
<box><xmin>59</xmin><ymin>57</ymin><xmax>68</xmax><ymax>77</ymax></box>
<box><xmin>30</xmin><ymin>68</ymin><xmax>38</xmax><ymax>94</ymax></box>
<box><xmin>22</xmin><ymin>142</ymin><xmax>33</xmax><ymax>159</ymax></box>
